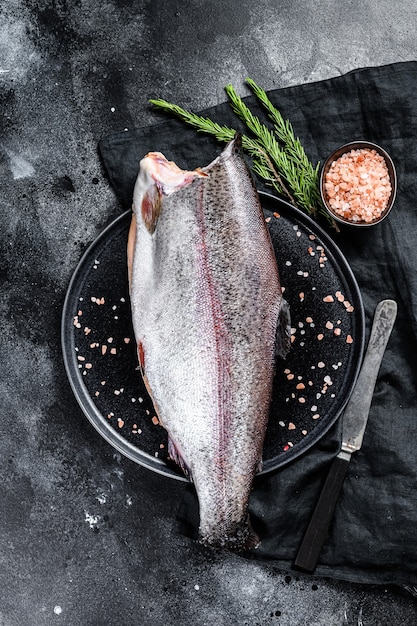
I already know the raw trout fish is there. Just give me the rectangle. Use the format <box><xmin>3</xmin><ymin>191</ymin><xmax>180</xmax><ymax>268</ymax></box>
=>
<box><xmin>128</xmin><ymin>135</ymin><xmax>290</xmax><ymax>550</ymax></box>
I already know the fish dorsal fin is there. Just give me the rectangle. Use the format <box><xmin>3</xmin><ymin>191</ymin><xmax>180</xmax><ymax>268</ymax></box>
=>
<box><xmin>276</xmin><ymin>298</ymin><xmax>291</xmax><ymax>360</ymax></box>
<box><xmin>223</xmin><ymin>132</ymin><xmax>243</xmax><ymax>157</ymax></box>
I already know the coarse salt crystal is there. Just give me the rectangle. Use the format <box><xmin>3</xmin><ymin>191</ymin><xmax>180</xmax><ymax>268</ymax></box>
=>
<box><xmin>324</xmin><ymin>148</ymin><xmax>391</xmax><ymax>223</ymax></box>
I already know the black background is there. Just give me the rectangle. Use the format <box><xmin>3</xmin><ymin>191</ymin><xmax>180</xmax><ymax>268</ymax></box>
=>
<box><xmin>1</xmin><ymin>1</ymin><xmax>417</xmax><ymax>624</ymax></box>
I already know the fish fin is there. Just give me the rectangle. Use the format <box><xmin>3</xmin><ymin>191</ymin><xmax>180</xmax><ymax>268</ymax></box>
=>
<box><xmin>276</xmin><ymin>298</ymin><xmax>291</xmax><ymax>359</ymax></box>
<box><xmin>255</xmin><ymin>457</ymin><xmax>263</xmax><ymax>474</ymax></box>
<box><xmin>199</xmin><ymin>516</ymin><xmax>260</xmax><ymax>552</ymax></box>
<box><xmin>201</xmin><ymin>132</ymin><xmax>243</xmax><ymax>175</ymax></box>
<box><xmin>141</xmin><ymin>186</ymin><xmax>162</xmax><ymax>234</ymax></box>
<box><xmin>127</xmin><ymin>211</ymin><xmax>136</xmax><ymax>290</ymax></box>
<box><xmin>136</xmin><ymin>341</ymin><xmax>161</xmax><ymax>423</ymax></box>
<box><xmin>242</xmin><ymin>526</ymin><xmax>261</xmax><ymax>551</ymax></box>
<box><xmin>168</xmin><ymin>437</ymin><xmax>193</xmax><ymax>481</ymax></box>
<box><xmin>222</xmin><ymin>132</ymin><xmax>243</xmax><ymax>158</ymax></box>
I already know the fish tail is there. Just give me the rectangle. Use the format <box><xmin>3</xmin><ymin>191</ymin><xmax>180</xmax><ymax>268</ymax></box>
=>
<box><xmin>199</xmin><ymin>516</ymin><xmax>260</xmax><ymax>552</ymax></box>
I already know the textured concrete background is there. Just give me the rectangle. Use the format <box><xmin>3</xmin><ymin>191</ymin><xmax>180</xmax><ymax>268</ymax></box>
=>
<box><xmin>1</xmin><ymin>1</ymin><xmax>417</xmax><ymax>624</ymax></box>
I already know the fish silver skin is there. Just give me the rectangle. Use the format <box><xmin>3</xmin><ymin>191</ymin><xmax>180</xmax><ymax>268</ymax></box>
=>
<box><xmin>128</xmin><ymin>135</ymin><xmax>290</xmax><ymax>550</ymax></box>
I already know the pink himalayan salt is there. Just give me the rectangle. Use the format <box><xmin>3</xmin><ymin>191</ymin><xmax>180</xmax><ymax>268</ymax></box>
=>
<box><xmin>324</xmin><ymin>148</ymin><xmax>392</xmax><ymax>223</ymax></box>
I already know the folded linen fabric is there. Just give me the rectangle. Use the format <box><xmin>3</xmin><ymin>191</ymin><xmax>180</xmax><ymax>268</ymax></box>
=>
<box><xmin>99</xmin><ymin>62</ymin><xmax>417</xmax><ymax>586</ymax></box>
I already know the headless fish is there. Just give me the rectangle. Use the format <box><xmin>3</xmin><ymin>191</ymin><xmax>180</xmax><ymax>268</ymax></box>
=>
<box><xmin>128</xmin><ymin>135</ymin><xmax>290</xmax><ymax>550</ymax></box>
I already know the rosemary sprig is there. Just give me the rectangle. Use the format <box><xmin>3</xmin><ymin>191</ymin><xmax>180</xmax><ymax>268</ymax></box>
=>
<box><xmin>149</xmin><ymin>99</ymin><xmax>285</xmax><ymax>198</ymax></box>
<box><xmin>245</xmin><ymin>77</ymin><xmax>323</xmax><ymax>215</ymax></box>
<box><xmin>223</xmin><ymin>84</ymin><xmax>298</xmax><ymax>205</ymax></box>
<box><xmin>150</xmin><ymin>81</ymin><xmax>334</xmax><ymax>227</ymax></box>
<box><xmin>148</xmin><ymin>100</ymin><xmax>235</xmax><ymax>144</ymax></box>
<box><xmin>225</xmin><ymin>83</ymin><xmax>317</xmax><ymax>217</ymax></box>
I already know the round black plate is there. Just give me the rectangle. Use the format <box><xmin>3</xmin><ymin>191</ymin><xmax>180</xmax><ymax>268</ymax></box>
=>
<box><xmin>62</xmin><ymin>192</ymin><xmax>365</xmax><ymax>481</ymax></box>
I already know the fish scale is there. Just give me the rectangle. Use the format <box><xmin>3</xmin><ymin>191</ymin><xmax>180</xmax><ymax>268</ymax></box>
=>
<box><xmin>128</xmin><ymin>135</ymin><xmax>290</xmax><ymax>550</ymax></box>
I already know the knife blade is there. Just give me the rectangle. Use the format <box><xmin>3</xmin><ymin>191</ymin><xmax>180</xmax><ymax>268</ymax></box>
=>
<box><xmin>294</xmin><ymin>299</ymin><xmax>397</xmax><ymax>573</ymax></box>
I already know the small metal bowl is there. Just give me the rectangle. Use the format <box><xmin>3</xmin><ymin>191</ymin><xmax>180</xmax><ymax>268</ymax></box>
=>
<box><xmin>320</xmin><ymin>141</ymin><xmax>397</xmax><ymax>227</ymax></box>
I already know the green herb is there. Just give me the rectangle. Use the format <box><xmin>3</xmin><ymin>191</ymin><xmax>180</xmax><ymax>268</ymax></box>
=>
<box><xmin>150</xmin><ymin>79</ymin><xmax>333</xmax><ymax>226</ymax></box>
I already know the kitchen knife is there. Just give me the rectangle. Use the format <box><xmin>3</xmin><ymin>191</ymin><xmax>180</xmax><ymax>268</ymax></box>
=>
<box><xmin>294</xmin><ymin>298</ymin><xmax>397</xmax><ymax>573</ymax></box>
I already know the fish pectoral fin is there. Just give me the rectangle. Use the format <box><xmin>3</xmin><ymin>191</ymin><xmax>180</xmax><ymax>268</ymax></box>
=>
<box><xmin>168</xmin><ymin>437</ymin><xmax>193</xmax><ymax>481</ymax></box>
<box><xmin>142</xmin><ymin>186</ymin><xmax>162</xmax><ymax>234</ymax></box>
<box><xmin>275</xmin><ymin>298</ymin><xmax>291</xmax><ymax>360</ymax></box>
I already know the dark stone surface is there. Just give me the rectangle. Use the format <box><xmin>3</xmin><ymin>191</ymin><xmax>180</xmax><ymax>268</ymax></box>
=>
<box><xmin>1</xmin><ymin>1</ymin><xmax>417</xmax><ymax>624</ymax></box>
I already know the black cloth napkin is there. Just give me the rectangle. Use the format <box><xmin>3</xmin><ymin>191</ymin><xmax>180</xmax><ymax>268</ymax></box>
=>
<box><xmin>99</xmin><ymin>61</ymin><xmax>417</xmax><ymax>587</ymax></box>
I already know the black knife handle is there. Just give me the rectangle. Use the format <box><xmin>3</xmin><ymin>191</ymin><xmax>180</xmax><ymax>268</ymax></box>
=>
<box><xmin>294</xmin><ymin>455</ymin><xmax>350</xmax><ymax>573</ymax></box>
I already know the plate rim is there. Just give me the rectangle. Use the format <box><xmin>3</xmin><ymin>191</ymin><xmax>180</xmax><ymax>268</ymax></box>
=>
<box><xmin>61</xmin><ymin>191</ymin><xmax>365</xmax><ymax>481</ymax></box>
